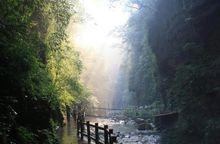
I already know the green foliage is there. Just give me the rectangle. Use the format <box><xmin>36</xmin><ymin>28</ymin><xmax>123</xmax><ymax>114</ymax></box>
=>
<box><xmin>122</xmin><ymin>4</ymin><xmax>159</xmax><ymax>107</ymax></box>
<box><xmin>148</xmin><ymin>0</ymin><xmax>220</xmax><ymax>143</ymax></box>
<box><xmin>0</xmin><ymin>0</ymin><xmax>88</xmax><ymax>143</ymax></box>
<box><xmin>123</xmin><ymin>101</ymin><xmax>162</xmax><ymax>120</ymax></box>
<box><xmin>17</xmin><ymin>127</ymin><xmax>35</xmax><ymax>144</ymax></box>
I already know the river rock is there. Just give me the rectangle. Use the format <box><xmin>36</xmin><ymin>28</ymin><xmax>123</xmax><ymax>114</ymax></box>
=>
<box><xmin>135</xmin><ymin>118</ymin><xmax>146</xmax><ymax>130</ymax></box>
<box><xmin>141</xmin><ymin>135</ymin><xmax>160</xmax><ymax>143</ymax></box>
<box><xmin>141</xmin><ymin>135</ymin><xmax>150</xmax><ymax>142</ymax></box>
<box><xmin>125</xmin><ymin>134</ymin><xmax>130</xmax><ymax>138</ymax></box>
<box><xmin>135</xmin><ymin>118</ymin><xmax>155</xmax><ymax>130</ymax></box>
<box><xmin>138</xmin><ymin>123</ymin><xmax>147</xmax><ymax>130</ymax></box>
<box><xmin>126</xmin><ymin>120</ymin><xmax>135</xmax><ymax>125</ymax></box>
<box><xmin>130</xmin><ymin>132</ymin><xmax>135</xmax><ymax>136</ymax></box>
<box><xmin>129</xmin><ymin>135</ymin><xmax>139</xmax><ymax>142</ymax></box>
<box><xmin>119</xmin><ymin>120</ymin><xmax>125</xmax><ymax>125</ymax></box>
<box><xmin>135</xmin><ymin>118</ymin><xmax>145</xmax><ymax>125</ymax></box>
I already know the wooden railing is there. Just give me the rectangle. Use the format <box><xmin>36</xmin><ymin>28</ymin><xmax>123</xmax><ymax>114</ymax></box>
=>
<box><xmin>77</xmin><ymin>119</ymin><xmax>117</xmax><ymax>144</ymax></box>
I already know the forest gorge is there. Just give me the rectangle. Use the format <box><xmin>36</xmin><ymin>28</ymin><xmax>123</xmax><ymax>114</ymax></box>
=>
<box><xmin>0</xmin><ymin>0</ymin><xmax>220</xmax><ymax>144</ymax></box>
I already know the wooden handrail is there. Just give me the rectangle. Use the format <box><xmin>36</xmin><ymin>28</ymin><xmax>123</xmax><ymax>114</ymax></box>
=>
<box><xmin>77</xmin><ymin>119</ymin><xmax>117</xmax><ymax>144</ymax></box>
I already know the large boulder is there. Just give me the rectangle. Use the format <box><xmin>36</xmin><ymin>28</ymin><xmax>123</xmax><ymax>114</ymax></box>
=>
<box><xmin>135</xmin><ymin>118</ymin><xmax>154</xmax><ymax>130</ymax></box>
<box><xmin>135</xmin><ymin>118</ymin><xmax>145</xmax><ymax>124</ymax></box>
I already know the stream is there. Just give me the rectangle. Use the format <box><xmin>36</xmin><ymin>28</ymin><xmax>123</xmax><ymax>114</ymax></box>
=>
<box><xmin>57</xmin><ymin>116</ymin><xmax>160</xmax><ymax>144</ymax></box>
<box><xmin>85</xmin><ymin>117</ymin><xmax>160</xmax><ymax>144</ymax></box>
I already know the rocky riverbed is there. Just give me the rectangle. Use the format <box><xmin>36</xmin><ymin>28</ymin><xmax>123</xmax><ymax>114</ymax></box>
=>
<box><xmin>87</xmin><ymin>117</ymin><xmax>160</xmax><ymax>144</ymax></box>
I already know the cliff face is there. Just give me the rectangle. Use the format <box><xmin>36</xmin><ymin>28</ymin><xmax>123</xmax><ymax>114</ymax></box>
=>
<box><xmin>149</xmin><ymin>0</ymin><xmax>220</xmax><ymax>143</ymax></box>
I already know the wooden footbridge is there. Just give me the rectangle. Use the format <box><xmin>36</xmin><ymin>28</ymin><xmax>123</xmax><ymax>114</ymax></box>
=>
<box><xmin>91</xmin><ymin>107</ymin><xmax>124</xmax><ymax>111</ymax></box>
<box><xmin>85</xmin><ymin>107</ymin><xmax>124</xmax><ymax>118</ymax></box>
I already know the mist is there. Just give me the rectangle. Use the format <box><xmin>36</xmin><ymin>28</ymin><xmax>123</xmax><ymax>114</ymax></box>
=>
<box><xmin>67</xmin><ymin>0</ymin><xmax>131</xmax><ymax>109</ymax></box>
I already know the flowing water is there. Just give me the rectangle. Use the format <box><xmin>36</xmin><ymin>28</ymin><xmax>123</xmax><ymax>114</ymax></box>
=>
<box><xmin>86</xmin><ymin>117</ymin><xmax>160</xmax><ymax>144</ymax></box>
<box><xmin>57</xmin><ymin>117</ymin><xmax>160</xmax><ymax>144</ymax></box>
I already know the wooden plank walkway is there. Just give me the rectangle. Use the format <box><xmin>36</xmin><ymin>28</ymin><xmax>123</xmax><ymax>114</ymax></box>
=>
<box><xmin>57</xmin><ymin>118</ymin><xmax>88</xmax><ymax>144</ymax></box>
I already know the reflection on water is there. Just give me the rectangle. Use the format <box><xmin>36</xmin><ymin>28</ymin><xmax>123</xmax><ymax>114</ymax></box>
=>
<box><xmin>57</xmin><ymin>118</ymin><xmax>78</xmax><ymax>144</ymax></box>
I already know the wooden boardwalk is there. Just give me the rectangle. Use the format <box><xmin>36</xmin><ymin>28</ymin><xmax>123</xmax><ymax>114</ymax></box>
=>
<box><xmin>57</xmin><ymin>118</ymin><xmax>88</xmax><ymax>144</ymax></box>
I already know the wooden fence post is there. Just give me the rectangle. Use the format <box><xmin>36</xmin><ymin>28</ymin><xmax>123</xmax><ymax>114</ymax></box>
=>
<box><xmin>109</xmin><ymin>129</ymin><xmax>117</xmax><ymax>144</ymax></box>
<box><xmin>110</xmin><ymin>136</ymin><xmax>117</xmax><ymax>144</ymax></box>
<box><xmin>109</xmin><ymin>129</ymin><xmax>113</xmax><ymax>144</ymax></box>
<box><xmin>95</xmin><ymin>123</ymin><xmax>99</xmax><ymax>144</ymax></box>
<box><xmin>77</xmin><ymin>119</ymin><xmax>80</xmax><ymax>137</ymax></box>
<box><xmin>104</xmin><ymin>125</ymin><xmax>108</xmax><ymax>144</ymax></box>
<box><xmin>80</xmin><ymin>119</ymin><xmax>84</xmax><ymax>140</ymax></box>
<box><xmin>86</xmin><ymin>121</ymin><xmax>91</xmax><ymax>143</ymax></box>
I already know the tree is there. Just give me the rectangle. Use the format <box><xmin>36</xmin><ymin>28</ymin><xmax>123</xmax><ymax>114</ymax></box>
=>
<box><xmin>0</xmin><ymin>0</ymin><xmax>89</xmax><ymax>143</ymax></box>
